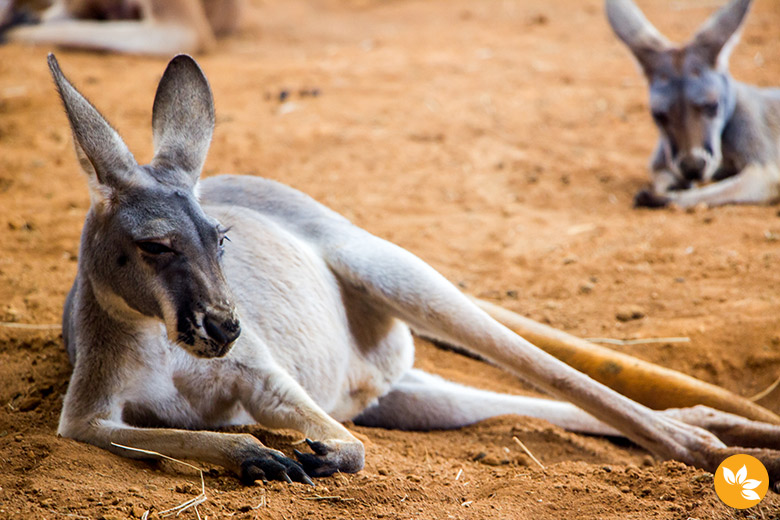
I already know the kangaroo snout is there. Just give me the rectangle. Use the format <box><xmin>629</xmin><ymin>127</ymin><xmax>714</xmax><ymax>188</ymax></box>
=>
<box><xmin>679</xmin><ymin>155</ymin><xmax>707</xmax><ymax>181</ymax></box>
<box><xmin>203</xmin><ymin>312</ymin><xmax>241</xmax><ymax>352</ymax></box>
<box><xmin>176</xmin><ymin>299</ymin><xmax>241</xmax><ymax>358</ymax></box>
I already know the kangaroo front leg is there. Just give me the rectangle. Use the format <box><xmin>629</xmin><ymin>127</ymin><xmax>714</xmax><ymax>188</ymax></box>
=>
<box><xmin>643</xmin><ymin>164</ymin><xmax>780</xmax><ymax>209</ymax></box>
<box><xmin>634</xmin><ymin>169</ymin><xmax>688</xmax><ymax>208</ymax></box>
<box><xmin>239</xmin><ymin>370</ymin><xmax>364</xmax><ymax>477</ymax></box>
<box><xmin>65</xmin><ymin>420</ymin><xmax>312</xmax><ymax>485</ymax></box>
<box><xmin>234</xmin><ymin>337</ymin><xmax>364</xmax><ymax>477</ymax></box>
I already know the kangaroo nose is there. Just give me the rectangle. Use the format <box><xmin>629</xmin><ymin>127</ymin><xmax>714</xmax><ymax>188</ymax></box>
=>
<box><xmin>679</xmin><ymin>156</ymin><xmax>706</xmax><ymax>180</ymax></box>
<box><xmin>203</xmin><ymin>315</ymin><xmax>241</xmax><ymax>347</ymax></box>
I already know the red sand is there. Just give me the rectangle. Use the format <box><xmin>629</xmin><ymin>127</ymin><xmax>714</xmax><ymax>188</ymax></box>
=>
<box><xmin>1</xmin><ymin>0</ymin><xmax>779</xmax><ymax>517</ymax></box>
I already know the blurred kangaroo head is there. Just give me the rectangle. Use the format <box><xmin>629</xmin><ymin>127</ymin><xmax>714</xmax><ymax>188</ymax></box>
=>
<box><xmin>49</xmin><ymin>54</ymin><xmax>240</xmax><ymax>358</ymax></box>
<box><xmin>606</xmin><ymin>0</ymin><xmax>752</xmax><ymax>183</ymax></box>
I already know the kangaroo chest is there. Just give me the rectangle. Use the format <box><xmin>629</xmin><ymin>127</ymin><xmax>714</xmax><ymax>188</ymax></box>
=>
<box><xmin>215</xmin><ymin>206</ymin><xmax>415</xmax><ymax>419</ymax></box>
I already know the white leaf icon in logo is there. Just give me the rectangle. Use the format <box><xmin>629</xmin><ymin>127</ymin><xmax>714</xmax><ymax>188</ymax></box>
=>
<box><xmin>721</xmin><ymin>465</ymin><xmax>763</xmax><ymax>502</ymax></box>
<box><xmin>723</xmin><ymin>466</ymin><xmax>736</xmax><ymax>485</ymax></box>
<box><xmin>736</xmin><ymin>465</ymin><xmax>748</xmax><ymax>484</ymax></box>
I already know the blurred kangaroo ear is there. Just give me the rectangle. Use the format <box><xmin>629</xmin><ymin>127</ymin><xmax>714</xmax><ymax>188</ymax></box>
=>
<box><xmin>605</xmin><ymin>0</ymin><xmax>671</xmax><ymax>77</ymax></box>
<box><xmin>150</xmin><ymin>54</ymin><xmax>215</xmax><ymax>188</ymax></box>
<box><xmin>690</xmin><ymin>0</ymin><xmax>752</xmax><ymax>70</ymax></box>
<box><xmin>47</xmin><ymin>54</ymin><xmax>138</xmax><ymax>208</ymax></box>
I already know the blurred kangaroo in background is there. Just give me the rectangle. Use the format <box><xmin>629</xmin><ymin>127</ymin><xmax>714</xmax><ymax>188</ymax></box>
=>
<box><xmin>3</xmin><ymin>0</ymin><xmax>241</xmax><ymax>54</ymax></box>
<box><xmin>50</xmin><ymin>53</ymin><xmax>780</xmax><ymax>485</ymax></box>
<box><xmin>606</xmin><ymin>0</ymin><xmax>780</xmax><ymax>208</ymax></box>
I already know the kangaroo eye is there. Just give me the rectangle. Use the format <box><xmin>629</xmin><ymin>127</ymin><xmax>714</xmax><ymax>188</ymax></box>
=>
<box><xmin>651</xmin><ymin>110</ymin><xmax>669</xmax><ymax>126</ymax></box>
<box><xmin>136</xmin><ymin>241</ymin><xmax>174</xmax><ymax>255</ymax></box>
<box><xmin>699</xmin><ymin>102</ymin><xmax>718</xmax><ymax>118</ymax></box>
<box><xmin>217</xmin><ymin>225</ymin><xmax>231</xmax><ymax>253</ymax></box>
<box><xmin>218</xmin><ymin>234</ymin><xmax>231</xmax><ymax>256</ymax></box>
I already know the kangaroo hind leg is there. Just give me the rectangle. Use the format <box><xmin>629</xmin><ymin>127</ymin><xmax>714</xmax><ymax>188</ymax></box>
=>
<box><xmin>321</xmin><ymin>226</ymin><xmax>735</xmax><ymax>470</ymax></box>
<box><xmin>354</xmin><ymin>368</ymin><xmax>620</xmax><ymax>437</ymax></box>
<box><xmin>355</xmin><ymin>370</ymin><xmax>780</xmax><ymax>452</ymax></box>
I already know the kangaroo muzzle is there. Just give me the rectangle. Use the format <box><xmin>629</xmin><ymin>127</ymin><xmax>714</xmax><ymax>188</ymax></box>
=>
<box><xmin>203</xmin><ymin>312</ymin><xmax>241</xmax><ymax>353</ymax></box>
<box><xmin>679</xmin><ymin>155</ymin><xmax>707</xmax><ymax>181</ymax></box>
<box><xmin>175</xmin><ymin>301</ymin><xmax>241</xmax><ymax>358</ymax></box>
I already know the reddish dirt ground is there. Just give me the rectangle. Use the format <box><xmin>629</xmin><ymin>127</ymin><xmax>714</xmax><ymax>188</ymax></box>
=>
<box><xmin>1</xmin><ymin>0</ymin><xmax>780</xmax><ymax>518</ymax></box>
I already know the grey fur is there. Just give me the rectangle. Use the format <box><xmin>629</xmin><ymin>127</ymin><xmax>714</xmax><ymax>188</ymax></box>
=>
<box><xmin>606</xmin><ymin>0</ymin><xmax>780</xmax><ymax>208</ymax></box>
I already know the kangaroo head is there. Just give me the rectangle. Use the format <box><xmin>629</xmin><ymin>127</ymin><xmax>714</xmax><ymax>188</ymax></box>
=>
<box><xmin>49</xmin><ymin>54</ymin><xmax>240</xmax><ymax>358</ymax></box>
<box><xmin>606</xmin><ymin>0</ymin><xmax>752</xmax><ymax>183</ymax></box>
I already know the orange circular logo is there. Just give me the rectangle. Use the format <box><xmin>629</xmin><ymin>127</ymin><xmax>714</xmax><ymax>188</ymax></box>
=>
<box><xmin>714</xmin><ymin>454</ymin><xmax>769</xmax><ymax>509</ymax></box>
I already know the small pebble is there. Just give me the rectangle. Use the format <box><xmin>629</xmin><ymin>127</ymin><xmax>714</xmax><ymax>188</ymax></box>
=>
<box><xmin>17</xmin><ymin>397</ymin><xmax>41</xmax><ymax>412</ymax></box>
<box><xmin>616</xmin><ymin>306</ymin><xmax>644</xmax><ymax>322</ymax></box>
<box><xmin>478</xmin><ymin>456</ymin><xmax>508</xmax><ymax>466</ymax></box>
<box><xmin>174</xmin><ymin>483</ymin><xmax>193</xmax><ymax>494</ymax></box>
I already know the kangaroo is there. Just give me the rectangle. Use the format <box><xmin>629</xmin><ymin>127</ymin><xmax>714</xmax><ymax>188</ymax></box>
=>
<box><xmin>4</xmin><ymin>0</ymin><xmax>241</xmax><ymax>55</ymax></box>
<box><xmin>50</xmin><ymin>53</ymin><xmax>780</xmax><ymax>485</ymax></box>
<box><xmin>606</xmin><ymin>0</ymin><xmax>780</xmax><ymax>209</ymax></box>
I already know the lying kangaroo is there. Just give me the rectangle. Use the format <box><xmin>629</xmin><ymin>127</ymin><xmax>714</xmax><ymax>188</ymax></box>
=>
<box><xmin>50</xmin><ymin>53</ymin><xmax>780</xmax><ymax>484</ymax></box>
<box><xmin>606</xmin><ymin>0</ymin><xmax>780</xmax><ymax>208</ymax></box>
<box><xmin>4</xmin><ymin>0</ymin><xmax>241</xmax><ymax>55</ymax></box>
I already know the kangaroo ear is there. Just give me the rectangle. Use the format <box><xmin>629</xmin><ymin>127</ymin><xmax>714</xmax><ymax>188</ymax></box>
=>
<box><xmin>605</xmin><ymin>0</ymin><xmax>671</xmax><ymax>77</ymax></box>
<box><xmin>150</xmin><ymin>54</ymin><xmax>215</xmax><ymax>188</ymax></box>
<box><xmin>690</xmin><ymin>0</ymin><xmax>752</xmax><ymax>70</ymax></box>
<box><xmin>47</xmin><ymin>54</ymin><xmax>138</xmax><ymax>207</ymax></box>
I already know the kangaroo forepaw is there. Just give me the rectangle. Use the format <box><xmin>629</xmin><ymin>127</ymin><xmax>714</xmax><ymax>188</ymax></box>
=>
<box><xmin>294</xmin><ymin>449</ymin><xmax>339</xmax><ymax>477</ymax></box>
<box><xmin>633</xmin><ymin>188</ymin><xmax>670</xmax><ymax>208</ymax></box>
<box><xmin>293</xmin><ymin>438</ymin><xmax>365</xmax><ymax>478</ymax></box>
<box><xmin>240</xmin><ymin>451</ymin><xmax>314</xmax><ymax>486</ymax></box>
<box><xmin>305</xmin><ymin>438</ymin><xmax>329</xmax><ymax>456</ymax></box>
